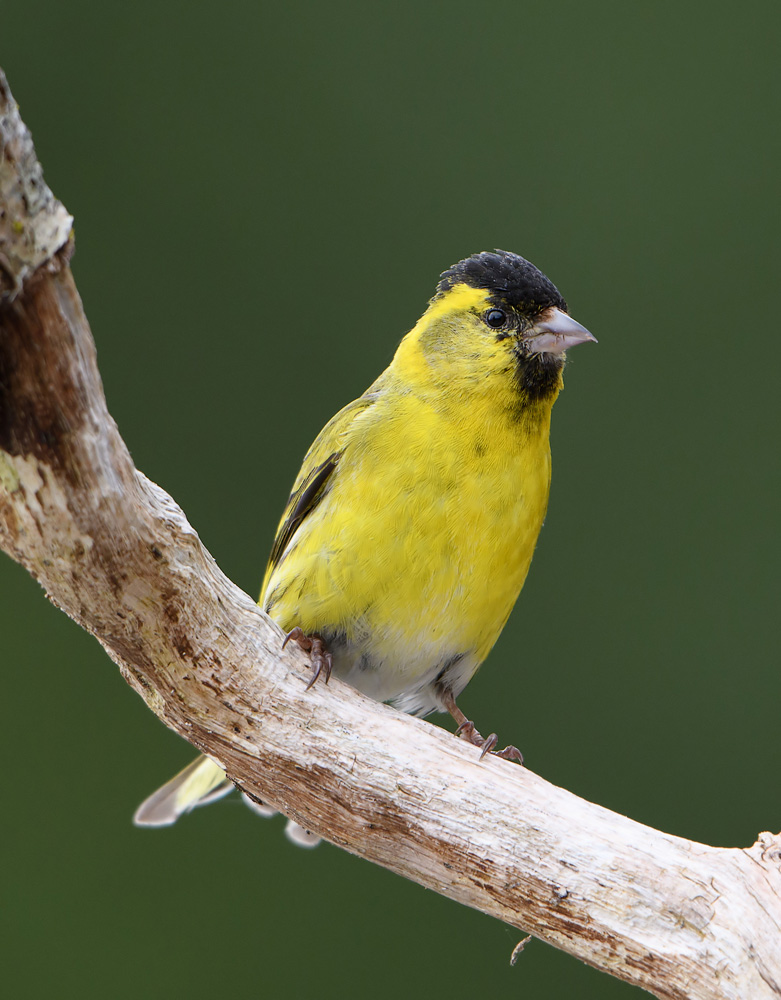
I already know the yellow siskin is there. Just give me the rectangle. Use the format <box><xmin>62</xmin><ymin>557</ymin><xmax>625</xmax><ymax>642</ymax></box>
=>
<box><xmin>134</xmin><ymin>249</ymin><xmax>595</xmax><ymax>839</ymax></box>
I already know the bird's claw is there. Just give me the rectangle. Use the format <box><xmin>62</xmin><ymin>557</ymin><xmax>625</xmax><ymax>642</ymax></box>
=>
<box><xmin>282</xmin><ymin>627</ymin><xmax>333</xmax><ymax>690</ymax></box>
<box><xmin>492</xmin><ymin>742</ymin><xmax>524</xmax><ymax>764</ymax></box>
<box><xmin>479</xmin><ymin>733</ymin><xmax>498</xmax><ymax>758</ymax></box>
<box><xmin>455</xmin><ymin>717</ymin><xmax>523</xmax><ymax>764</ymax></box>
<box><xmin>454</xmin><ymin>719</ymin><xmax>477</xmax><ymax>740</ymax></box>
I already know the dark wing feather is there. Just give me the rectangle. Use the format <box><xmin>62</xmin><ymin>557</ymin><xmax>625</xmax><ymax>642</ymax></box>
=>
<box><xmin>259</xmin><ymin>391</ymin><xmax>381</xmax><ymax>601</ymax></box>
<box><xmin>265</xmin><ymin>453</ymin><xmax>340</xmax><ymax>578</ymax></box>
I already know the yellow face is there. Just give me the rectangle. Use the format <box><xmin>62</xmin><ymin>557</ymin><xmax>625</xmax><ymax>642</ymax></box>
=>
<box><xmin>393</xmin><ymin>282</ymin><xmax>566</xmax><ymax>411</ymax></box>
<box><xmin>422</xmin><ymin>282</ymin><xmax>495</xmax><ymax>327</ymax></box>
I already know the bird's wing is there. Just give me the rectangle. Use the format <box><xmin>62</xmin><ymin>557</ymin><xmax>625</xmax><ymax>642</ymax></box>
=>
<box><xmin>260</xmin><ymin>391</ymin><xmax>379</xmax><ymax>598</ymax></box>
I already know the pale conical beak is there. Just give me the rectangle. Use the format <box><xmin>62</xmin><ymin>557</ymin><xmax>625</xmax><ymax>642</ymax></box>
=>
<box><xmin>529</xmin><ymin>306</ymin><xmax>597</xmax><ymax>355</ymax></box>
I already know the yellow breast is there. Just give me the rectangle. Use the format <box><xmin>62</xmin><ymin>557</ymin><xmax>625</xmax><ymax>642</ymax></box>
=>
<box><xmin>264</xmin><ymin>334</ymin><xmax>556</xmax><ymax>713</ymax></box>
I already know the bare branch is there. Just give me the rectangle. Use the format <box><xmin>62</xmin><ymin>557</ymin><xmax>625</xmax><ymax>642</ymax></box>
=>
<box><xmin>0</xmin><ymin>68</ymin><xmax>779</xmax><ymax>1000</ymax></box>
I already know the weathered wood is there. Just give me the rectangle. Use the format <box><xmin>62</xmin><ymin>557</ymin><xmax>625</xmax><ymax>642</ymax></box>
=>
<box><xmin>1</xmin><ymin>68</ymin><xmax>779</xmax><ymax>1000</ymax></box>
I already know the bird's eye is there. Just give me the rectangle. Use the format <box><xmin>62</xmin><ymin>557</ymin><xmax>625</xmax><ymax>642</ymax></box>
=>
<box><xmin>484</xmin><ymin>308</ymin><xmax>507</xmax><ymax>329</ymax></box>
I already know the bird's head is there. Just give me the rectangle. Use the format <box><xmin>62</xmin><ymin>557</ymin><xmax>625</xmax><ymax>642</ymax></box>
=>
<box><xmin>400</xmin><ymin>250</ymin><xmax>595</xmax><ymax>406</ymax></box>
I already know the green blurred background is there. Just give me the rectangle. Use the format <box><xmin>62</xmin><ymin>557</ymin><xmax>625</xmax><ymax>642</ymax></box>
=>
<box><xmin>2</xmin><ymin>2</ymin><xmax>779</xmax><ymax>997</ymax></box>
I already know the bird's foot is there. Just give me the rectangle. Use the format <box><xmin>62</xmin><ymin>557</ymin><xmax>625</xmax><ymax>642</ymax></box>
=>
<box><xmin>440</xmin><ymin>688</ymin><xmax>523</xmax><ymax>764</ymax></box>
<box><xmin>282</xmin><ymin>627</ymin><xmax>333</xmax><ymax>690</ymax></box>
<box><xmin>455</xmin><ymin>719</ymin><xmax>524</xmax><ymax>763</ymax></box>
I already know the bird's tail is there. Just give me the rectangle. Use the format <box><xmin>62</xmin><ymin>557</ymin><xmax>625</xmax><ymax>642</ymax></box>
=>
<box><xmin>133</xmin><ymin>755</ymin><xmax>233</xmax><ymax>827</ymax></box>
<box><xmin>133</xmin><ymin>753</ymin><xmax>322</xmax><ymax>847</ymax></box>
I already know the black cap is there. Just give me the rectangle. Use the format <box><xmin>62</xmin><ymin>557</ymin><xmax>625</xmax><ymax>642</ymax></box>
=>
<box><xmin>436</xmin><ymin>249</ymin><xmax>567</xmax><ymax>313</ymax></box>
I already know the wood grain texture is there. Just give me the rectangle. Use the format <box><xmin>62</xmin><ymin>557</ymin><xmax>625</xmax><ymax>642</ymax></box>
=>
<box><xmin>0</xmin><ymin>67</ymin><xmax>779</xmax><ymax>1000</ymax></box>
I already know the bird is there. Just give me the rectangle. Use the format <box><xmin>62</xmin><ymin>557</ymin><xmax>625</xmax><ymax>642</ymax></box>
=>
<box><xmin>134</xmin><ymin>249</ymin><xmax>595</xmax><ymax>845</ymax></box>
